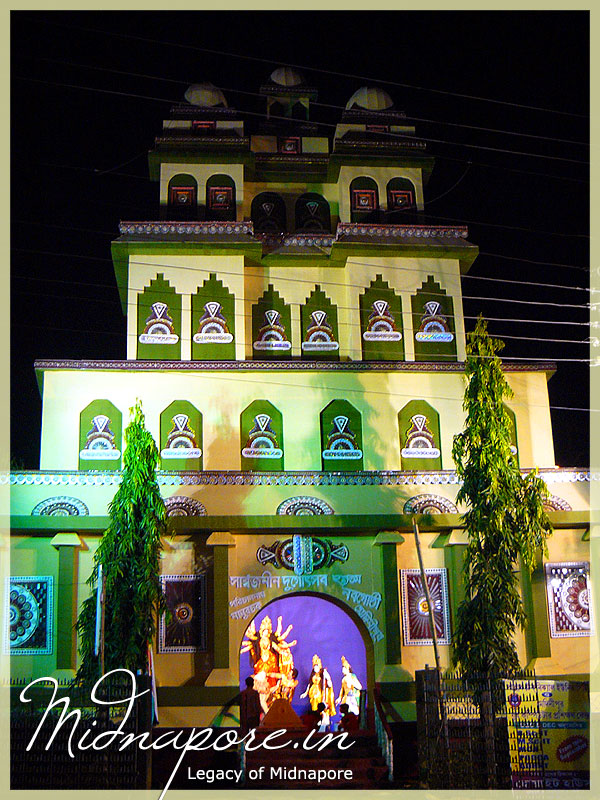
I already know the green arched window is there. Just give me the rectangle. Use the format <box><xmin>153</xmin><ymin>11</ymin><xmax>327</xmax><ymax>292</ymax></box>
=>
<box><xmin>320</xmin><ymin>400</ymin><xmax>363</xmax><ymax>471</ymax></box>
<box><xmin>398</xmin><ymin>400</ymin><xmax>442</xmax><ymax>471</ymax></box>
<box><xmin>192</xmin><ymin>273</ymin><xmax>235</xmax><ymax>361</ymax></box>
<box><xmin>252</xmin><ymin>285</ymin><xmax>292</xmax><ymax>360</ymax></box>
<box><xmin>137</xmin><ymin>274</ymin><xmax>182</xmax><ymax>361</ymax></box>
<box><xmin>301</xmin><ymin>286</ymin><xmax>339</xmax><ymax>361</ymax></box>
<box><xmin>412</xmin><ymin>276</ymin><xmax>457</xmax><ymax>362</ymax></box>
<box><xmin>79</xmin><ymin>400</ymin><xmax>122</xmax><ymax>471</ymax></box>
<box><xmin>359</xmin><ymin>275</ymin><xmax>404</xmax><ymax>361</ymax></box>
<box><xmin>160</xmin><ymin>401</ymin><xmax>203</xmax><ymax>471</ymax></box>
<box><xmin>240</xmin><ymin>400</ymin><xmax>284</xmax><ymax>471</ymax></box>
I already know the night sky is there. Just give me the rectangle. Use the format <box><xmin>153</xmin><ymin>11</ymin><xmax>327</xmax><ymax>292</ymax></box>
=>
<box><xmin>10</xmin><ymin>11</ymin><xmax>589</xmax><ymax>469</ymax></box>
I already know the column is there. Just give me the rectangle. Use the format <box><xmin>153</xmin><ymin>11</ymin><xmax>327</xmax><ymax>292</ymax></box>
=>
<box><xmin>205</xmin><ymin>531</ymin><xmax>237</xmax><ymax>686</ymax></box>
<box><xmin>50</xmin><ymin>532</ymin><xmax>82</xmax><ymax>675</ymax></box>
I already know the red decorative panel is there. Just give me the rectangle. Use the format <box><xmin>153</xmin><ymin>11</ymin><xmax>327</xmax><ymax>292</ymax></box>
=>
<box><xmin>366</xmin><ymin>124</ymin><xmax>389</xmax><ymax>133</ymax></box>
<box><xmin>351</xmin><ymin>189</ymin><xmax>377</xmax><ymax>212</ymax></box>
<box><xmin>208</xmin><ymin>186</ymin><xmax>233</xmax><ymax>209</ymax></box>
<box><xmin>278</xmin><ymin>137</ymin><xmax>301</xmax><ymax>154</ymax></box>
<box><xmin>192</xmin><ymin>120</ymin><xmax>216</xmax><ymax>131</ymax></box>
<box><xmin>169</xmin><ymin>187</ymin><xmax>196</xmax><ymax>207</ymax></box>
<box><xmin>389</xmin><ymin>189</ymin><xmax>414</xmax><ymax>209</ymax></box>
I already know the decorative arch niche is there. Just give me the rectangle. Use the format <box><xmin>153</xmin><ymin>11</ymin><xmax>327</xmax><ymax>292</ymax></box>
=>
<box><xmin>295</xmin><ymin>193</ymin><xmax>331</xmax><ymax>232</ymax></box>
<box><xmin>137</xmin><ymin>274</ymin><xmax>182</xmax><ymax>360</ymax></box>
<box><xmin>252</xmin><ymin>285</ymin><xmax>292</xmax><ymax>360</ymax></box>
<box><xmin>251</xmin><ymin>192</ymin><xmax>287</xmax><ymax>233</ymax></box>
<box><xmin>386</xmin><ymin>177</ymin><xmax>416</xmax><ymax>213</ymax></box>
<box><xmin>301</xmin><ymin>286</ymin><xmax>339</xmax><ymax>361</ymax></box>
<box><xmin>167</xmin><ymin>173</ymin><xmax>198</xmax><ymax>220</ymax></box>
<box><xmin>320</xmin><ymin>399</ymin><xmax>364</xmax><ymax>471</ymax></box>
<box><xmin>205</xmin><ymin>173</ymin><xmax>236</xmax><ymax>222</ymax></box>
<box><xmin>398</xmin><ymin>399</ymin><xmax>442</xmax><ymax>471</ymax></box>
<box><xmin>191</xmin><ymin>273</ymin><xmax>236</xmax><ymax>361</ymax></box>
<box><xmin>411</xmin><ymin>276</ymin><xmax>456</xmax><ymax>362</ymax></box>
<box><xmin>240</xmin><ymin>399</ymin><xmax>284</xmax><ymax>471</ymax></box>
<box><xmin>349</xmin><ymin>176</ymin><xmax>379</xmax><ymax>223</ymax></box>
<box><xmin>159</xmin><ymin>400</ymin><xmax>203</xmax><ymax>471</ymax></box>
<box><xmin>79</xmin><ymin>399</ymin><xmax>122</xmax><ymax>471</ymax></box>
<box><xmin>359</xmin><ymin>275</ymin><xmax>404</xmax><ymax>361</ymax></box>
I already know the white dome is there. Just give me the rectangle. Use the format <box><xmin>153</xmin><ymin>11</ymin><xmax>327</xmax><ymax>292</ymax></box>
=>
<box><xmin>184</xmin><ymin>83</ymin><xmax>228</xmax><ymax>108</ymax></box>
<box><xmin>345</xmin><ymin>86</ymin><xmax>394</xmax><ymax>111</ymax></box>
<box><xmin>270</xmin><ymin>66</ymin><xmax>305</xmax><ymax>87</ymax></box>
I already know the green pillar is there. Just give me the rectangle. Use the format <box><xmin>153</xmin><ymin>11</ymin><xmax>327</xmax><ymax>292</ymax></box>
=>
<box><xmin>50</xmin><ymin>533</ymin><xmax>82</xmax><ymax>673</ymax></box>
<box><xmin>206</xmin><ymin>531</ymin><xmax>236</xmax><ymax>679</ymax></box>
<box><xmin>373</xmin><ymin>532</ymin><xmax>404</xmax><ymax>664</ymax></box>
<box><xmin>444</xmin><ymin>542</ymin><xmax>468</xmax><ymax>643</ymax></box>
<box><xmin>521</xmin><ymin>549</ymin><xmax>551</xmax><ymax>664</ymax></box>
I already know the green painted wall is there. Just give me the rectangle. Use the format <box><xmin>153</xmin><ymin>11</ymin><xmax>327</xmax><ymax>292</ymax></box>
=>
<box><xmin>240</xmin><ymin>399</ymin><xmax>284</xmax><ymax>471</ymax></box>
<box><xmin>320</xmin><ymin>399</ymin><xmax>364</xmax><ymax>472</ymax></box>
<box><xmin>398</xmin><ymin>399</ymin><xmax>442</xmax><ymax>471</ymax></box>
<box><xmin>78</xmin><ymin>399</ymin><xmax>122</xmax><ymax>471</ymax></box>
<box><xmin>359</xmin><ymin>275</ymin><xmax>405</xmax><ymax>361</ymax></box>
<box><xmin>251</xmin><ymin>285</ymin><xmax>292</xmax><ymax>360</ymax></box>
<box><xmin>301</xmin><ymin>286</ymin><xmax>339</xmax><ymax>362</ymax></box>
<box><xmin>137</xmin><ymin>274</ymin><xmax>182</xmax><ymax>360</ymax></box>
<box><xmin>191</xmin><ymin>273</ymin><xmax>236</xmax><ymax>361</ymax></box>
<box><xmin>411</xmin><ymin>275</ymin><xmax>457</xmax><ymax>362</ymax></box>
<box><xmin>159</xmin><ymin>400</ymin><xmax>203</xmax><ymax>471</ymax></box>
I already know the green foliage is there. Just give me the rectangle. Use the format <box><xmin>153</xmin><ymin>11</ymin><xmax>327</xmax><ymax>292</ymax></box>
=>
<box><xmin>452</xmin><ymin>317</ymin><xmax>552</xmax><ymax>675</ymax></box>
<box><xmin>76</xmin><ymin>401</ymin><xmax>166</xmax><ymax>685</ymax></box>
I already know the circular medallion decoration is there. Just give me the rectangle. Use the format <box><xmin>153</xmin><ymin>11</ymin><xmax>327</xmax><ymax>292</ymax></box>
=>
<box><xmin>560</xmin><ymin>573</ymin><xmax>590</xmax><ymax>627</ymax></box>
<box><xmin>164</xmin><ymin>496</ymin><xmax>207</xmax><ymax>517</ymax></box>
<box><xmin>174</xmin><ymin>602</ymin><xmax>194</xmax><ymax>624</ymax></box>
<box><xmin>543</xmin><ymin>495</ymin><xmax>572</xmax><ymax>512</ymax></box>
<box><xmin>9</xmin><ymin>584</ymin><xmax>40</xmax><ymax>647</ymax></box>
<box><xmin>276</xmin><ymin>496</ymin><xmax>334</xmax><ymax>516</ymax></box>
<box><xmin>31</xmin><ymin>496</ymin><xmax>89</xmax><ymax>516</ymax></box>
<box><xmin>403</xmin><ymin>494</ymin><xmax>458</xmax><ymax>515</ymax></box>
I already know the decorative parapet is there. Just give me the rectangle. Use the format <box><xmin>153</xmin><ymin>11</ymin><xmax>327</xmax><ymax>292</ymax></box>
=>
<box><xmin>5</xmin><ymin>468</ymin><xmax>593</xmax><ymax>488</ymax></box>
<box><xmin>119</xmin><ymin>221</ymin><xmax>254</xmax><ymax>236</ymax></box>
<box><xmin>254</xmin><ymin>232</ymin><xmax>335</xmax><ymax>249</ymax></box>
<box><xmin>117</xmin><ymin>221</ymin><xmax>469</xmax><ymax>244</ymax></box>
<box><xmin>33</xmin><ymin>358</ymin><xmax>556</xmax><ymax>373</ymax></box>
<box><xmin>335</xmin><ymin>223</ymin><xmax>468</xmax><ymax>240</ymax></box>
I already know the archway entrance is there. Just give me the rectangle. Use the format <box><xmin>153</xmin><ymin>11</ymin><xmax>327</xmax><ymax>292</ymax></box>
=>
<box><xmin>238</xmin><ymin>592</ymin><xmax>370</xmax><ymax>723</ymax></box>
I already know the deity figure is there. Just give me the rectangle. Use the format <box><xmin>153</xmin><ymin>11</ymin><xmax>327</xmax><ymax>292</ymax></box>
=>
<box><xmin>335</xmin><ymin>656</ymin><xmax>362</xmax><ymax>717</ymax></box>
<box><xmin>300</xmin><ymin>654</ymin><xmax>336</xmax><ymax>720</ymax></box>
<box><xmin>241</xmin><ymin>615</ymin><xmax>297</xmax><ymax>713</ymax></box>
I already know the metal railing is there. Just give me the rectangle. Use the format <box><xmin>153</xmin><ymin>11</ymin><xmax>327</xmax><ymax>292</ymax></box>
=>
<box><xmin>373</xmin><ymin>684</ymin><xmax>394</xmax><ymax>781</ymax></box>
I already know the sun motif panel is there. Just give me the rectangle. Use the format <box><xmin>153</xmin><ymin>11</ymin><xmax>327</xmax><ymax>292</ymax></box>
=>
<box><xmin>5</xmin><ymin>577</ymin><xmax>53</xmax><ymax>655</ymax></box>
<box><xmin>31</xmin><ymin>496</ymin><xmax>89</xmax><ymax>516</ymax></box>
<box><xmin>158</xmin><ymin>574</ymin><xmax>207</xmax><ymax>653</ymax></box>
<box><xmin>400</xmin><ymin>568</ymin><xmax>451</xmax><ymax>646</ymax></box>
<box><xmin>545</xmin><ymin>562</ymin><xmax>593</xmax><ymax>638</ymax></box>
<box><xmin>164</xmin><ymin>496</ymin><xmax>207</xmax><ymax>517</ymax></box>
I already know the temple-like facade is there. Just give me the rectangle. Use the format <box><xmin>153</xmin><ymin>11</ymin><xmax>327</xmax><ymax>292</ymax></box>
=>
<box><xmin>8</xmin><ymin>70</ymin><xmax>593</xmax><ymax>729</ymax></box>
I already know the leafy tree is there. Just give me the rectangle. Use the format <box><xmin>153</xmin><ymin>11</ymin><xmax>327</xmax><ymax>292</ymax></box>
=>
<box><xmin>76</xmin><ymin>401</ymin><xmax>166</xmax><ymax>684</ymax></box>
<box><xmin>452</xmin><ymin>317</ymin><xmax>552</xmax><ymax>674</ymax></box>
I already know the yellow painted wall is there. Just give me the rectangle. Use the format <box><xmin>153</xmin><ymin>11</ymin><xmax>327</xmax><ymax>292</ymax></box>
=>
<box><xmin>38</xmin><ymin>367</ymin><xmax>556</xmax><ymax>472</ymax></box>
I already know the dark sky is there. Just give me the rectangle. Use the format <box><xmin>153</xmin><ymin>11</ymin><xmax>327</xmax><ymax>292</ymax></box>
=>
<box><xmin>11</xmin><ymin>11</ymin><xmax>590</xmax><ymax>469</ymax></box>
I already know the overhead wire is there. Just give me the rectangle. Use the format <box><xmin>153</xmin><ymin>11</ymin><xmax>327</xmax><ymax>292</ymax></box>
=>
<box><xmin>20</xmin><ymin>54</ymin><xmax>591</xmax><ymax>147</ymax></box>
<box><xmin>19</xmin><ymin>14</ymin><xmax>589</xmax><ymax>119</ymax></box>
<box><xmin>14</xmin><ymin>75</ymin><xmax>590</xmax><ymax>167</ymax></box>
<box><xmin>10</xmin><ymin>248</ymin><xmax>592</xmax><ymax>316</ymax></box>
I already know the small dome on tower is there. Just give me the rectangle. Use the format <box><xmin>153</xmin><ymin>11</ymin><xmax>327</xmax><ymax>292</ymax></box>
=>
<box><xmin>184</xmin><ymin>83</ymin><xmax>228</xmax><ymax>108</ymax></box>
<box><xmin>345</xmin><ymin>86</ymin><xmax>394</xmax><ymax>111</ymax></box>
<box><xmin>269</xmin><ymin>66</ymin><xmax>306</xmax><ymax>87</ymax></box>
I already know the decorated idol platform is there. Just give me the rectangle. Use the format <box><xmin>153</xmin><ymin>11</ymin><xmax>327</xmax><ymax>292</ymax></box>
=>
<box><xmin>238</xmin><ymin>596</ymin><xmax>367</xmax><ymax>725</ymax></box>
